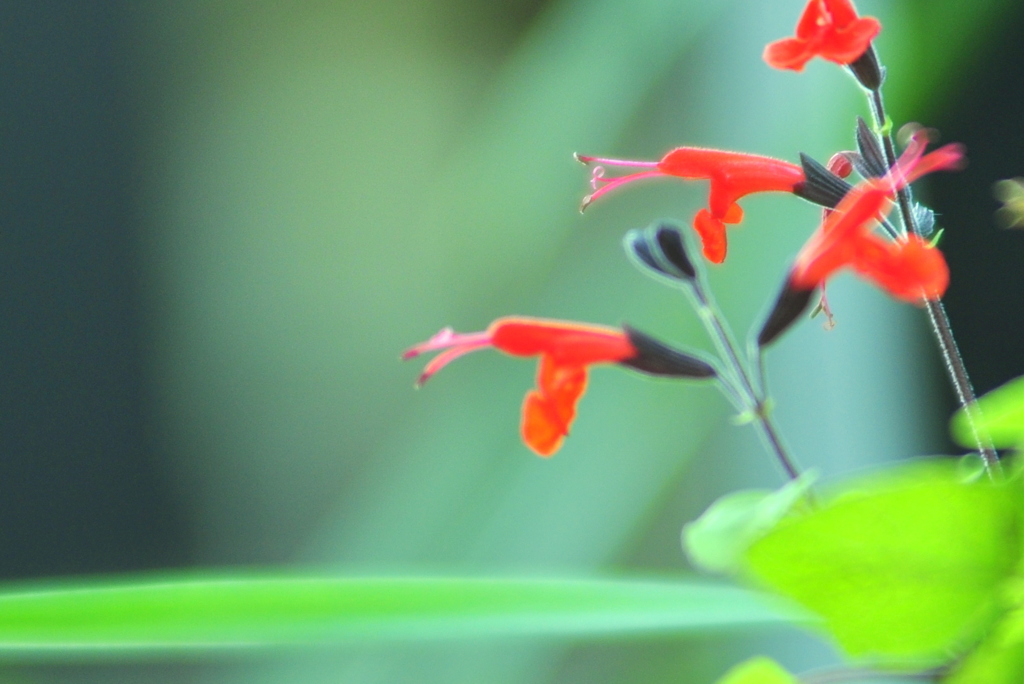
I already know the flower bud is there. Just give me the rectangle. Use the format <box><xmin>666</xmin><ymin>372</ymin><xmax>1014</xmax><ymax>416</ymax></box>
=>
<box><xmin>624</xmin><ymin>221</ymin><xmax>697</xmax><ymax>282</ymax></box>
<box><xmin>756</xmin><ymin>279</ymin><xmax>816</xmax><ymax>348</ymax></box>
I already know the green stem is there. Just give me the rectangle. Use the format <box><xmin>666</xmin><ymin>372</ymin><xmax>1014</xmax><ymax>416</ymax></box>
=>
<box><xmin>689</xmin><ymin>281</ymin><xmax>802</xmax><ymax>481</ymax></box>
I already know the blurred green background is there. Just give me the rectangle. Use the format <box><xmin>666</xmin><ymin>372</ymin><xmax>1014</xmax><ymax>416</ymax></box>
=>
<box><xmin>1</xmin><ymin>0</ymin><xmax>1022</xmax><ymax>681</ymax></box>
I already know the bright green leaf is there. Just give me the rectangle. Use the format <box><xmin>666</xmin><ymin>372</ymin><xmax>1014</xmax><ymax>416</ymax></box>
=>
<box><xmin>0</xmin><ymin>573</ymin><xmax>803</xmax><ymax>660</ymax></box>
<box><xmin>951</xmin><ymin>375</ymin><xmax>1024</xmax><ymax>449</ymax></box>
<box><xmin>714</xmin><ymin>656</ymin><xmax>797</xmax><ymax>684</ymax></box>
<box><xmin>683</xmin><ymin>472</ymin><xmax>816</xmax><ymax>575</ymax></box>
<box><xmin>745</xmin><ymin>461</ymin><xmax>1021</xmax><ymax>662</ymax></box>
<box><xmin>945</xmin><ymin>615</ymin><xmax>1024</xmax><ymax>684</ymax></box>
<box><xmin>989</xmin><ymin>578</ymin><xmax>1024</xmax><ymax>648</ymax></box>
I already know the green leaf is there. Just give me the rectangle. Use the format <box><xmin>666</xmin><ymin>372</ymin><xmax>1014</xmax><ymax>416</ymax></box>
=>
<box><xmin>714</xmin><ymin>656</ymin><xmax>797</xmax><ymax>684</ymax></box>
<box><xmin>0</xmin><ymin>573</ymin><xmax>802</xmax><ymax>660</ymax></box>
<box><xmin>951</xmin><ymin>375</ymin><xmax>1024</xmax><ymax>449</ymax></box>
<box><xmin>683</xmin><ymin>473</ymin><xmax>816</xmax><ymax>575</ymax></box>
<box><xmin>944</xmin><ymin>616</ymin><xmax>1024</xmax><ymax>684</ymax></box>
<box><xmin>745</xmin><ymin>461</ymin><xmax>1021</xmax><ymax>662</ymax></box>
<box><xmin>986</xmin><ymin>578</ymin><xmax>1024</xmax><ymax>649</ymax></box>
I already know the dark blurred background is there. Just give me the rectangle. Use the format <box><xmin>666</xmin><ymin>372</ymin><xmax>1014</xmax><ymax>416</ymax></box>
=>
<box><xmin>0</xmin><ymin>1</ymin><xmax>1021</xmax><ymax>682</ymax></box>
<box><xmin>0</xmin><ymin>2</ymin><xmax>187</xmax><ymax>577</ymax></box>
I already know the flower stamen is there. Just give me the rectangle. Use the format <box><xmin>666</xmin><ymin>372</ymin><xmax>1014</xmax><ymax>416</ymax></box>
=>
<box><xmin>575</xmin><ymin>153</ymin><xmax>659</xmax><ymax>169</ymax></box>
<box><xmin>581</xmin><ymin>170</ymin><xmax>665</xmax><ymax>211</ymax></box>
<box><xmin>402</xmin><ymin>328</ymin><xmax>493</xmax><ymax>387</ymax></box>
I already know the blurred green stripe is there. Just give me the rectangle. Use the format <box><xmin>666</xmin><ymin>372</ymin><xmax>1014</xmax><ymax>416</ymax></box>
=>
<box><xmin>0</xmin><ymin>573</ymin><xmax>803</xmax><ymax>659</ymax></box>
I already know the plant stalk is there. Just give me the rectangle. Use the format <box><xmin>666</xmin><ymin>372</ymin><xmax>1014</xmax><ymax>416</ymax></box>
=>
<box><xmin>866</xmin><ymin>87</ymin><xmax>1001</xmax><ymax>477</ymax></box>
<box><xmin>689</xmin><ymin>281</ymin><xmax>802</xmax><ymax>481</ymax></box>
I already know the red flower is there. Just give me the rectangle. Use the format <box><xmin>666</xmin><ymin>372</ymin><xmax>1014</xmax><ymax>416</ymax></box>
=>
<box><xmin>577</xmin><ymin>148</ymin><xmax>805</xmax><ymax>263</ymax></box>
<box><xmin>764</xmin><ymin>0</ymin><xmax>881</xmax><ymax>71</ymax></box>
<box><xmin>791</xmin><ymin>132</ymin><xmax>964</xmax><ymax>302</ymax></box>
<box><xmin>403</xmin><ymin>317</ymin><xmax>637</xmax><ymax>457</ymax></box>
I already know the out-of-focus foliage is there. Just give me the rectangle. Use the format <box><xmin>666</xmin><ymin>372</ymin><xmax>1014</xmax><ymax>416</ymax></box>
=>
<box><xmin>682</xmin><ymin>473</ymin><xmax>815</xmax><ymax>576</ymax></box>
<box><xmin>0</xmin><ymin>574</ymin><xmax>798</xmax><ymax>658</ymax></box>
<box><xmin>994</xmin><ymin>178</ymin><xmax>1024</xmax><ymax>229</ymax></box>
<box><xmin>712</xmin><ymin>657</ymin><xmax>796</xmax><ymax>684</ymax></box>
<box><xmin>0</xmin><ymin>0</ymin><xmax>1010</xmax><ymax>682</ymax></box>
<box><xmin>946</xmin><ymin>628</ymin><xmax>1024</xmax><ymax>684</ymax></box>
<box><xmin>746</xmin><ymin>461</ymin><xmax>1022</xmax><ymax>663</ymax></box>
<box><xmin>944</xmin><ymin>573</ymin><xmax>1024</xmax><ymax>683</ymax></box>
<box><xmin>952</xmin><ymin>375</ymin><xmax>1024</xmax><ymax>449</ymax></box>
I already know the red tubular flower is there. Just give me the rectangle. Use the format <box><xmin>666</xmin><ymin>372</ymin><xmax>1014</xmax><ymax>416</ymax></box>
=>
<box><xmin>764</xmin><ymin>0</ymin><xmax>881</xmax><ymax>72</ymax></box>
<box><xmin>577</xmin><ymin>148</ymin><xmax>805</xmax><ymax>263</ymax></box>
<box><xmin>791</xmin><ymin>132</ymin><xmax>964</xmax><ymax>302</ymax></box>
<box><xmin>403</xmin><ymin>317</ymin><xmax>636</xmax><ymax>457</ymax></box>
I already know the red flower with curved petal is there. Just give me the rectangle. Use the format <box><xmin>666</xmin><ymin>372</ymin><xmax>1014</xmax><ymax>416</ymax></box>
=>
<box><xmin>577</xmin><ymin>148</ymin><xmax>805</xmax><ymax>263</ymax></box>
<box><xmin>791</xmin><ymin>132</ymin><xmax>964</xmax><ymax>302</ymax></box>
<box><xmin>403</xmin><ymin>317</ymin><xmax>636</xmax><ymax>457</ymax></box>
<box><xmin>764</xmin><ymin>0</ymin><xmax>881</xmax><ymax>72</ymax></box>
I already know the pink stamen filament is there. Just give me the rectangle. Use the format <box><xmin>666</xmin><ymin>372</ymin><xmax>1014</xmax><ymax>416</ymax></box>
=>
<box><xmin>404</xmin><ymin>327</ymin><xmax>494</xmax><ymax>385</ymax></box>
<box><xmin>581</xmin><ymin>170</ymin><xmax>665</xmax><ymax>209</ymax></box>
<box><xmin>575</xmin><ymin>153</ymin><xmax>658</xmax><ymax>168</ymax></box>
<box><xmin>883</xmin><ymin>131</ymin><xmax>931</xmax><ymax>190</ymax></box>
<box><xmin>416</xmin><ymin>340</ymin><xmax>492</xmax><ymax>386</ymax></box>
<box><xmin>403</xmin><ymin>328</ymin><xmax>489</xmax><ymax>359</ymax></box>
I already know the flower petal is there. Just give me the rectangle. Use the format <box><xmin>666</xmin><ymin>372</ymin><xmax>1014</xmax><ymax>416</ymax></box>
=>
<box><xmin>763</xmin><ymin>37</ymin><xmax>814</xmax><ymax>71</ymax></box>
<box><xmin>852</xmin><ymin>236</ymin><xmax>949</xmax><ymax>302</ymax></box>
<box><xmin>521</xmin><ymin>391</ymin><xmax>567</xmax><ymax>457</ymax></box>
<box><xmin>520</xmin><ymin>359</ymin><xmax>589</xmax><ymax>457</ymax></box>
<box><xmin>822</xmin><ymin>0</ymin><xmax>860</xmax><ymax>28</ymax></box>
<box><xmin>792</xmin><ymin>185</ymin><xmax>889</xmax><ymax>287</ymax></box>
<box><xmin>795</xmin><ymin>0</ymin><xmax>826</xmax><ymax>38</ymax></box>
<box><xmin>490</xmin><ymin>318</ymin><xmax>631</xmax><ymax>366</ymax></box>
<box><xmin>538</xmin><ymin>358</ymin><xmax>588</xmax><ymax>426</ymax></box>
<box><xmin>723</xmin><ymin>202</ymin><xmax>744</xmax><ymax>224</ymax></box>
<box><xmin>819</xmin><ymin>17</ymin><xmax>881</xmax><ymax>64</ymax></box>
<box><xmin>693</xmin><ymin>209</ymin><xmax>728</xmax><ymax>264</ymax></box>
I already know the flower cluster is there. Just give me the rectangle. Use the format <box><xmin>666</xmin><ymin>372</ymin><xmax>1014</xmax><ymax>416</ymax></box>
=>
<box><xmin>790</xmin><ymin>130</ymin><xmax>963</xmax><ymax>302</ymax></box>
<box><xmin>405</xmin><ymin>0</ymin><xmax>964</xmax><ymax>460</ymax></box>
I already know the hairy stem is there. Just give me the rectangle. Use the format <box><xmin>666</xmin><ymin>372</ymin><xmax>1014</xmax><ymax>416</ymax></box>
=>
<box><xmin>867</xmin><ymin>87</ymin><xmax>1001</xmax><ymax>477</ymax></box>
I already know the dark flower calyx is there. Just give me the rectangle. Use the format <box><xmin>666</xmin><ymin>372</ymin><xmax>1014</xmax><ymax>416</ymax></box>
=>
<box><xmin>847</xmin><ymin>45</ymin><xmax>885</xmax><ymax>91</ymax></box>
<box><xmin>624</xmin><ymin>222</ymin><xmax>697</xmax><ymax>281</ymax></box>
<box><xmin>793</xmin><ymin>153</ymin><xmax>853</xmax><ymax>208</ymax></box>
<box><xmin>855</xmin><ymin>116</ymin><xmax>889</xmax><ymax>178</ymax></box>
<box><xmin>757</xmin><ymin>278</ymin><xmax>817</xmax><ymax>348</ymax></box>
<box><xmin>620</xmin><ymin>326</ymin><xmax>716</xmax><ymax>379</ymax></box>
<box><xmin>841</xmin><ymin>152</ymin><xmax>871</xmax><ymax>180</ymax></box>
